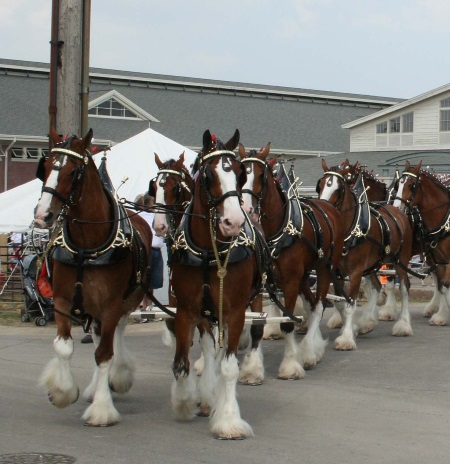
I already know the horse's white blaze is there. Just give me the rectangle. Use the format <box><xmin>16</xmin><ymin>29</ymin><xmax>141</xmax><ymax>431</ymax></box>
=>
<box><xmin>241</xmin><ymin>169</ymin><xmax>255</xmax><ymax>215</ymax></box>
<box><xmin>153</xmin><ymin>173</ymin><xmax>170</xmax><ymax>237</ymax></box>
<box><xmin>319</xmin><ymin>175</ymin><xmax>340</xmax><ymax>201</ymax></box>
<box><xmin>34</xmin><ymin>156</ymin><xmax>67</xmax><ymax>227</ymax></box>
<box><xmin>216</xmin><ymin>161</ymin><xmax>245</xmax><ymax>237</ymax></box>
<box><xmin>393</xmin><ymin>180</ymin><xmax>405</xmax><ymax>209</ymax></box>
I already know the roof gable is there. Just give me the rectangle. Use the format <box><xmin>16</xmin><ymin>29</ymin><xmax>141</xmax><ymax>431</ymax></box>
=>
<box><xmin>88</xmin><ymin>90</ymin><xmax>160</xmax><ymax>122</ymax></box>
<box><xmin>342</xmin><ymin>82</ymin><xmax>450</xmax><ymax>129</ymax></box>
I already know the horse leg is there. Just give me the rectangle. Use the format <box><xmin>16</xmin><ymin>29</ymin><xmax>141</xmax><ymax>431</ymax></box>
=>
<box><xmin>238</xmin><ymin>324</ymin><xmax>265</xmax><ymax>385</ymax></box>
<box><xmin>82</xmin><ymin>314</ymin><xmax>122</xmax><ymax>426</ymax></box>
<box><xmin>197</xmin><ymin>328</ymin><xmax>217</xmax><ymax>417</ymax></box>
<box><xmin>294</xmin><ymin>295</ymin><xmax>309</xmax><ymax>334</ymax></box>
<box><xmin>378</xmin><ymin>278</ymin><xmax>398</xmax><ymax>321</ymax></box>
<box><xmin>334</xmin><ymin>277</ymin><xmax>359</xmax><ymax>351</ymax></box>
<box><xmin>276</xmin><ymin>284</ymin><xmax>305</xmax><ymax>380</ymax></box>
<box><xmin>162</xmin><ymin>318</ymin><xmax>176</xmax><ymax>348</ymax></box>
<box><xmin>392</xmin><ymin>268</ymin><xmax>413</xmax><ymax>336</ymax></box>
<box><xmin>108</xmin><ymin>315</ymin><xmax>136</xmax><ymax>393</ymax></box>
<box><xmin>424</xmin><ymin>273</ymin><xmax>439</xmax><ymax>317</ymax></box>
<box><xmin>83</xmin><ymin>319</ymin><xmax>101</xmax><ymax>403</ymax></box>
<box><xmin>239</xmin><ymin>294</ymin><xmax>265</xmax><ymax>385</ymax></box>
<box><xmin>171</xmin><ymin>310</ymin><xmax>198</xmax><ymax>420</ymax></box>
<box><xmin>210</xmin><ymin>316</ymin><xmax>254</xmax><ymax>439</ymax></box>
<box><xmin>263</xmin><ymin>302</ymin><xmax>284</xmax><ymax>339</ymax></box>
<box><xmin>357</xmin><ymin>274</ymin><xmax>380</xmax><ymax>335</ymax></box>
<box><xmin>39</xmin><ymin>305</ymin><xmax>79</xmax><ymax>408</ymax></box>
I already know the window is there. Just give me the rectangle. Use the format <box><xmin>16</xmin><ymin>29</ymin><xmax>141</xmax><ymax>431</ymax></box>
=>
<box><xmin>441</xmin><ymin>110</ymin><xmax>450</xmax><ymax>131</ymax></box>
<box><xmin>376</xmin><ymin>121</ymin><xmax>387</xmax><ymax>133</ymax></box>
<box><xmin>389</xmin><ymin>116</ymin><xmax>400</xmax><ymax>133</ymax></box>
<box><xmin>88</xmin><ymin>98</ymin><xmax>137</xmax><ymax>118</ymax></box>
<box><xmin>440</xmin><ymin>98</ymin><xmax>450</xmax><ymax>131</ymax></box>
<box><xmin>402</xmin><ymin>112</ymin><xmax>414</xmax><ymax>132</ymax></box>
<box><xmin>11</xmin><ymin>147</ymin><xmax>47</xmax><ymax>160</ymax></box>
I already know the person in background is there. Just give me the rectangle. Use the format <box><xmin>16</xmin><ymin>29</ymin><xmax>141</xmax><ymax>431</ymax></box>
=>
<box><xmin>134</xmin><ymin>193</ymin><xmax>164</xmax><ymax>323</ymax></box>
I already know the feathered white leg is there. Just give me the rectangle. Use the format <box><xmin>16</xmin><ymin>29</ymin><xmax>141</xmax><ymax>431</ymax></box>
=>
<box><xmin>171</xmin><ymin>370</ymin><xmax>199</xmax><ymax>420</ymax></box>
<box><xmin>82</xmin><ymin>359</ymin><xmax>121</xmax><ymax>426</ymax></box>
<box><xmin>238</xmin><ymin>341</ymin><xmax>264</xmax><ymax>385</ymax></box>
<box><xmin>40</xmin><ymin>336</ymin><xmax>79</xmax><ymax>408</ymax></box>
<box><xmin>210</xmin><ymin>354</ymin><xmax>254</xmax><ymax>439</ymax></box>
<box><xmin>298</xmin><ymin>301</ymin><xmax>327</xmax><ymax>368</ymax></box>
<box><xmin>197</xmin><ymin>332</ymin><xmax>217</xmax><ymax>416</ymax></box>
<box><xmin>277</xmin><ymin>332</ymin><xmax>305</xmax><ymax>379</ymax></box>
<box><xmin>263</xmin><ymin>303</ymin><xmax>284</xmax><ymax>339</ymax></box>
<box><xmin>424</xmin><ymin>275</ymin><xmax>439</xmax><ymax>317</ymax></box>
<box><xmin>357</xmin><ymin>278</ymin><xmax>378</xmax><ymax>335</ymax></box>
<box><xmin>392</xmin><ymin>280</ymin><xmax>413</xmax><ymax>336</ymax></box>
<box><xmin>430</xmin><ymin>289</ymin><xmax>449</xmax><ymax>326</ymax></box>
<box><xmin>335</xmin><ymin>302</ymin><xmax>358</xmax><ymax>350</ymax></box>
<box><xmin>378</xmin><ymin>279</ymin><xmax>398</xmax><ymax>321</ymax></box>
<box><xmin>108</xmin><ymin>316</ymin><xmax>135</xmax><ymax>394</ymax></box>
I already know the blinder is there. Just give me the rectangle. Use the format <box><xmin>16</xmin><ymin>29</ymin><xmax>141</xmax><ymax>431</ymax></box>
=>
<box><xmin>148</xmin><ymin>177</ymin><xmax>157</xmax><ymax>197</ymax></box>
<box><xmin>36</xmin><ymin>156</ymin><xmax>46</xmax><ymax>182</ymax></box>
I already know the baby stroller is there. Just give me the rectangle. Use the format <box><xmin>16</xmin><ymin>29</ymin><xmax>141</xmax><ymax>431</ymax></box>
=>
<box><xmin>20</xmin><ymin>254</ymin><xmax>54</xmax><ymax>326</ymax></box>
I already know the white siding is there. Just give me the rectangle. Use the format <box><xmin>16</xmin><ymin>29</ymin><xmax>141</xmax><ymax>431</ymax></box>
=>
<box><xmin>349</xmin><ymin>90</ymin><xmax>450</xmax><ymax>152</ymax></box>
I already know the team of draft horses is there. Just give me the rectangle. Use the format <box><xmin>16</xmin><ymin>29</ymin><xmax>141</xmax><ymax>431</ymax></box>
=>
<box><xmin>32</xmin><ymin>127</ymin><xmax>449</xmax><ymax>439</ymax></box>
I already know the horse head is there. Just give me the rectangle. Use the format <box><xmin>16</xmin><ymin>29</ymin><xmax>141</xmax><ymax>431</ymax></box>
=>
<box><xmin>196</xmin><ymin>129</ymin><xmax>247</xmax><ymax>237</ymax></box>
<box><xmin>316</xmin><ymin>159</ymin><xmax>351</xmax><ymax>207</ymax></box>
<box><xmin>393</xmin><ymin>160</ymin><xmax>423</xmax><ymax>211</ymax></box>
<box><xmin>238</xmin><ymin>142</ymin><xmax>271</xmax><ymax>220</ymax></box>
<box><xmin>153</xmin><ymin>152</ymin><xmax>192</xmax><ymax>237</ymax></box>
<box><xmin>34</xmin><ymin>128</ymin><xmax>93</xmax><ymax>229</ymax></box>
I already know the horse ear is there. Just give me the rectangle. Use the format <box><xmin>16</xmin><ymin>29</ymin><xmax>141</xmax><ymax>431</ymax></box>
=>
<box><xmin>49</xmin><ymin>127</ymin><xmax>62</xmax><ymax>145</ymax></box>
<box><xmin>322</xmin><ymin>159</ymin><xmax>330</xmax><ymax>171</ymax></box>
<box><xmin>405</xmin><ymin>161</ymin><xmax>411</xmax><ymax>170</ymax></box>
<box><xmin>202</xmin><ymin>130</ymin><xmax>212</xmax><ymax>151</ymax></box>
<box><xmin>155</xmin><ymin>152</ymin><xmax>163</xmax><ymax>169</ymax></box>
<box><xmin>225</xmin><ymin>129</ymin><xmax>240</xmax><ymax>151</ymax></box>
<box><xmin>238</xmin><ymin>143</ymin><xmax>246</xmax><ymax>160</ymax></box>
<box><xmin>174</xmin><ymin>152</ymin><xmax>185</xmax><ymax>170</ymax></box>
<box><xmin>82</xmin><ymin>128</ymin><xmax>94</xmax><ymax>150</ymax></box>
<box><xmin>260</xmin><ymin>143</ymin><xmax>271</xmax><ymax>160</ymax></box>
<box><xmin>415</xmin><ymin>160</ymin><xmax>422</xmax><ymax>173</ymax></box>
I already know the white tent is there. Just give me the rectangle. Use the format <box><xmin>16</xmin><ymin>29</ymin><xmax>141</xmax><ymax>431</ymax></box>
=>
<box><xmin>0</xmin><ymin>128</ymin><xmax>198</xmax><ymax>234</ymax></box>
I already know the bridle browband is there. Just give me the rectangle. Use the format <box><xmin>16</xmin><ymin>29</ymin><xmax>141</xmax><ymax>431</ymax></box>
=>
<box><xmin>241</xmin><ymin>157</ymin><xmax>269</xmax><ymax>215</ymax></box>
<box><xmin>395</xmin><ymin>171</ymin><xmax>419</xmax><ymax>207</ymax></box>
<box><xmin>39</xmin><ymin>142</ymin><xmax>90</xmax><ymax>206</ymax></box>
<box><xmin>198</xmin><ymin>149</ymin><xmax>243</xmax><ymax>208</ymax></box>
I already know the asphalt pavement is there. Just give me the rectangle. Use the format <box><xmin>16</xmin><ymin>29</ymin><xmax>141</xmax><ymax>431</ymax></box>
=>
<box><xmin>1</xmin><ymin>289</ymin><xmax>450</xmax><ymax>464</ymax></box>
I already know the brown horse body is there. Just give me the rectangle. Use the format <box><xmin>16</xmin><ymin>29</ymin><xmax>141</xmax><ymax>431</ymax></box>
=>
<box><xmin>34</xmin><ymin>129</ymin><xmax>152</xmax><ymax>426</ymax></box>
<box><xmin>240</xmin><ymin>144</ymin><xmax>344</xmax><ymax>374</ymax></box>
<box><xmin>317</xmin><ymin>160</ymin><xmax>413</xmax><ymax>350</ymax></box>
<box><xmin>394</xmin><ymin>161</ymin><xmax>450</xmax><ymax>325</ymax></box>
<box><xmin>160</xmin><ymin>130</ymin><xmax>258</xmax><ymax>439</ymax></box>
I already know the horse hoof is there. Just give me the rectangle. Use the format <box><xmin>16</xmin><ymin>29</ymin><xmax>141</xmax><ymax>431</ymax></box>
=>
<box><xmin>214</xmin><ymin>434</ymin><xmax>245</xmax><ymax>440</ymax></box>
<box><xmin>276</xmin><ymin>375</ymin><xmax>298</xmax><ymax>381</ymax></box>
<box><xmin>83</xmin><ymin>421</ymin><xmax>117</xmax><ymax>427</ymax></box>
<box><xmin>238</xmin><ymin>380</ymin><xmax>263</xmax><ymax>386</ymax></box>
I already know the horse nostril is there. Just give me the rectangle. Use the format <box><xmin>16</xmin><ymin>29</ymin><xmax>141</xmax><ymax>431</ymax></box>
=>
<box><xmin>223</xmin><ymin>219</ymin><xmax>232</xmax><ymax>227</ymax></box>
<box><xmin>44</xmin><ymin>212</ymin><xmax>54</xmax><ymax>223</ymax></box>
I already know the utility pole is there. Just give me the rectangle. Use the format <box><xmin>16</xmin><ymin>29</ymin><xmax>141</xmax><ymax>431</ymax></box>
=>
<box><xmin>49</xmin><ymin>0</ymin><xmax>91</xmax><ymax>145</ymax></box>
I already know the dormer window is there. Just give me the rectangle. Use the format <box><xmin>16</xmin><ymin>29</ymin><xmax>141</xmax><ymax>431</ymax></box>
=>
<box><xmin>88</xmin><ymin>90</ymin><xmax>159</xmax><ymax>123</ymax></box>
<box><xmin>88</xmin><ymin>98</ymin><xmax>138</xmax><ymax>118</ymax></box>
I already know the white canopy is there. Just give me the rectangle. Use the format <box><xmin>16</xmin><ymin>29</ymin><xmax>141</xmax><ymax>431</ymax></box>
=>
<box><xmin>0</xmin><ymin>128</ymin><xmax>198</xmax><ymax>234</ymax></box>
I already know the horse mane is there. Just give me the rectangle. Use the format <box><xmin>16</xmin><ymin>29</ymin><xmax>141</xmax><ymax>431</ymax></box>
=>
<box><xmin>418</xmin><ymin>168</ymin><xmax>450</xmax><ymax>191</ymax></box>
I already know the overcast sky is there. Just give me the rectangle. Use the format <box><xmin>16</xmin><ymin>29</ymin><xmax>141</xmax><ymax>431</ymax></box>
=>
<box><xmin>1</xmin><ymin>0</ymin><xmax>449</xmax><ymax>99</ymax></box>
